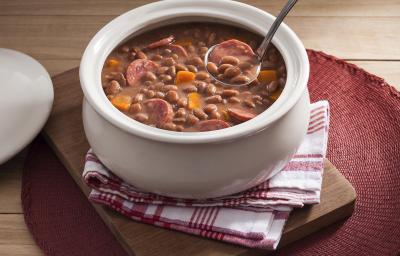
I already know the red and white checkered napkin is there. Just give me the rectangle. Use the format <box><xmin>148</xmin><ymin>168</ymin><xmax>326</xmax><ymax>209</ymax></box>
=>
<box><xmin>83</xmin><ymin>101</ymin><xmax>329</xmax><ymax>250</ymax></box>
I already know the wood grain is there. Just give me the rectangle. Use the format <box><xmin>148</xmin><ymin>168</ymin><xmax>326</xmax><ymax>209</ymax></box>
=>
<box><xmin>0</xmin><ymin>0</ymin><xmax>399</xmax><ymax>17</ymax></box>
<box><xmin>1</xmin><ymin>15</ymin><xmax>399</xmax><ymax>60</ymax></box>
<box><xmin>0</xmin><ymin>215</ymin><xmax>42</xmax><ymax>256</ymax></box>
<box><xmin>41</xmin><ymin>68</ymin><xmax>356</xmax><ymax>256</ymax></box>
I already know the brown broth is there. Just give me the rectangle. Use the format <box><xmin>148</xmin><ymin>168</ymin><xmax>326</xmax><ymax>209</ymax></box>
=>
<box><xmin>102</xmin><ymin>23</ymin><xmax>286</xmax><ymax>132</ymax></box>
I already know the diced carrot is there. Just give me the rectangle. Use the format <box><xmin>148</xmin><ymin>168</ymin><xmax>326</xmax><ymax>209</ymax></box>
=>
<box><xmin>175</xmin><ymin>39</ymin><xmax>193</xmax><ymax>47</ymax></box>
<box><xmin>176</xmin><ymin>71</ymin><xmax>196</xmax><ymax>85</ymax></box>
<box><xmin>187</xmin><ymin>92</ymin><xmax>201</xmax><ymax>110</ymax></box>
<box><xmin>258</xmin><ymin>70</ymin><xmax>277</xmax><ymax>83</ymax></box>
<box><xmin>270</xmin><ymin>89</ymin><xmax>282</xmax><ymax>101</ymax></box>
<box><xmin>111</xmin><ymin>95</ymin><xmax>132</xmax><ymax>111</ymax></box>
<box><xmin>107</xmin><ymin>58</ymin><xmax>120</xmax><ymax>68</ymax></box>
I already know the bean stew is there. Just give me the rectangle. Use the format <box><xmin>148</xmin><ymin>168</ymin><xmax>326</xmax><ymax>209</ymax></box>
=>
<box><xmin>102</xmin><ymin>23</ymin><xmax>286</xmax><ymax>132</ymax></box>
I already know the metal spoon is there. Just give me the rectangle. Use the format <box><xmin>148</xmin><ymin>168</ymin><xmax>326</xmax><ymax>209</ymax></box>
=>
<box><xmin>204</xmin><ymin>0</ymin><xmax>298</xmax><ymax>87</ymax></box>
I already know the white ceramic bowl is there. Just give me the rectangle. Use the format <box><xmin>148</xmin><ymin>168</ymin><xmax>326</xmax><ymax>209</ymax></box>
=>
<box><xmin>80</xmin><ymin>0</ymin><xmax>310</xmax><ymax>198</ymax></box>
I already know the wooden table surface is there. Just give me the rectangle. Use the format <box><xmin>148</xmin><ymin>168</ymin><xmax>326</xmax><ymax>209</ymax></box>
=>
<box><xmin>0</xmin><ymin>1</ymin><xmax>399</xmax><ymax>255</ymax></box>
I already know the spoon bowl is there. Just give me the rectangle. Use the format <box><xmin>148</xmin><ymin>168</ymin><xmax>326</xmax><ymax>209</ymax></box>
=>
<box><xmin>204</xmin><ymin>44</ymin><xmax>261</xmax><ymax>87</ymax></box>
<box><xmin>204</xmin><ymin>0</ymin><xmax>298</xmax><ymax>87</ymax></box>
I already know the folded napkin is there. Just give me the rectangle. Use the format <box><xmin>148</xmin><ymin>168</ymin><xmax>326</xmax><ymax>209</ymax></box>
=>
<box><xmin>83</xmin><ymin>100</ymin><xmax>330</xmax><ymax>250</ymax></box>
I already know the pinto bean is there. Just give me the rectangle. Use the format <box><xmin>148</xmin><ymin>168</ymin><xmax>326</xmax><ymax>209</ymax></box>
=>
<box><xmin>105</xmin><ymin>80</ymin><xmax>121</xmax><ymax>95</ymax></box>
<box><xmin>173</xmin><ymin>117</ymin><xmax>186</xmax><ymax>124</ymax></box>
<box><xmin>133</xmin><ymin>93</ymin><xmax>144</xmax><ymax>103</ymax></box>
<box><xmin>146</xmin><ymin>90</ymin><xmax>156</xmax><ymax>98</ymax></box>
<box><xmin>156</xmin><ymin>66</ymin><xmax>169</xmax><ymax>75</ymax></box>
<box><xmin>217</xmin><ymin>64</ymin><xmax>233</xmax><ymax>73</ymax></box>
<box><xmin>243</xmin><ymin>99</ymin><xmax>256</xmax><ymax>108</ymax></box>
<box><xmin>206</xmin><ymin>62</ymin><xmax>218</xmax><ymax>75</ymax></box>
<box><xmin>182</xmin><ymin>85</ymin><xmax>198</xmax><ymax>93</ymax></box>
<box><xmin>187</xmin><ymin>65</ymin><xmax>198</xmax><ymax>73</ymax></box>
<box><xmin>171</xmin><ymin>53</ymin><xmax>179</xmax><ymax>61</ymax></box>
<box><xmin>163</xmin><ymin>122</ymin><xmax>176</xmax><ymax>131</ymax></box>
<box><xmin>193</xmin><ymin>108</ymin><xmax>208</xmax><ymax>120</ymax></box>
<box><xmin>162</xmin><ymin>57</ymin><xmax>175</xmax><ymax>66</ymax></box>
<box><xmin>140</xmin><ymin>87</ymin><xmax>149</xmax><ymax>93</ymax></box>
<box><xmin>196</xmin><ymin>71</ymin><xmax>210</xmax><ymax>80</ymax></box>
<box><xmin>154</xmin><ymin>82</ymin><xmax>164</xmax><ymax>90</ymax></box>
<box><xmin>238</xmin><ymin>61</ymin><xmax>253</xmax><ymax>70</ymax></box>
<box><xmin>203</xmin><ymin>104</ymin><xmax>218</xmax><ymax>113</ymax></box>
<box><xmin>175</xmin><ymin>108</ymin><xmax>186</xmax><ymax>117</ymax></box>
<box><xmin>205</xmin><ymin>83</ymin><xmax>217</xmax><ymax>95</ymax></box>
<box><xmin>175</xmin><ymin>64</ymin><xmax>188</xmax><ymax>72</ymax></box>
<box><xmin>224</xmin><ymin>66</ymin><xmax>241</xmax><ymax>78</ymax></box>
<box><xmin>228</xmin><ymin>96</ymin><xmax>241</xmax><ymax>103</ymax></box>
<box><xmin>134</xmin><ymin>113</ymin><xmax>148</xmax><ymax>123</ymax></box>
<box><xmin>187</xmin><ymin>56</ymin><xmax>204</xmax><ymax>67</ymax></box>
<box><xmin>155</xmin><ymin>91</ymin><xmax>165</xmax><ymax>99</ymax></box>
<box><xmin>231</xmin><ymin>75</ymin><xmax>250</xmax><ymax>84</ymax></box>
<box><xmin>216</xmin><ymin>74</ymin><xmax>225</xmax><ymax>81</ymax></box>
<box><xmin>161</xmin><ymin>75</ymin><xmax>173</xmax><ymax>83</ymax></box>
<box><xmin>220</xmin><ymin>56</ymin><xmax>240</xmax><ymax>66</ymax></box>
<box><xmin>161</xmin><ymin>84</ymin><xmax>178</xmax><ymax>92</ymax></box>
<box><xmin>105</xmin><ymin>72</ymin><xmax>127</xmax><ymax>87</ymax></box>
<box><xmin>209</xmin><ymin>111</ymin><xmax>221</xmax><ymax>119</ymax></box>
<box><xmin>205</xmin><ymin>95</ymin><xmax>222</xmax><ymax>104</ymax></box>
<box><xmin>187</xmin><ymin>114</ymin><xmax>199</xmax><ymax>125</ymax></box>
<box><xmin>177</xmin><ymin>98</ymin><xmax>188</xmax><ymax>108</ymax></box>
<box><xmin>194</xmin><ymin>81</ymin><xmax>207</xmax><ymax>93</ymax></box>
<box><xmin>143</xmin><ymin>71</ymin><xmax>157</xmax><ymax>81</ymax></box>
<box><xmin>168</xmin><ymin>66</ymin><xmax>176</xmax><ymax>77</ymax></box>
<box><xmin>221</xmin><ymin>89</ymin><xmax>240</xmax><ymax>97</ymax></box>
<box><xmin>129</xmin><ymin>103</ymin><xmax>142</xmax><ymax>113</ymax></box>
<box><xmin>165</xmin><ymin>90</ymin><xmax>179</xmax><ymax>103</ymax></box>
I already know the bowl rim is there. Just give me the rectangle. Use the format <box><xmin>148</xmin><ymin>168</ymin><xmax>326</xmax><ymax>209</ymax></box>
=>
<box><xmin>80</xmin><ymin>0</ymin><xmax>309</xmax><ymax>144</ymax></box>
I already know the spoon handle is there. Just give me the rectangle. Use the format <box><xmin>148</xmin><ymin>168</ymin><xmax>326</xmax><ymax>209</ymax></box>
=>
<box><xmin>255</xmin><ymin>0</ymin><xmax>298</xmax><ymax>61</ymax></box>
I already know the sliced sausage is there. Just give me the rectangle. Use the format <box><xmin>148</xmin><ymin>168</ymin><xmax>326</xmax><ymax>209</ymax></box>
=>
<box><xmin>165</xmin><ymin>44</ymin><xmax>188</xmax><ymax>58</ymax></box>
<box><xmin>227</xmin><ymin>108</ymin><xmax>256</xmax><ymax>122</ymax></box>
<box><xmin>197</xmin><ymin>119</ymin><xmax>230</xmax><ymax>132</ymax></box>
<box><xmin>126</xmin><ymin>59</ymin><xmax>158</xmax><ymax>86</ymax></box>
<box><xmin>143</xmin><ymin>99</ymin><xmax>173</xmax><ymax>126</ymax></box>
<box><xmin>145</xmin><ymin>35</ymin><xmax>175</xmax><ymax>49</ymax></box>
<box><xmin>209</xmin><ymin>39</ymin><xmax>256</xmax><ymax>64</ymax></box>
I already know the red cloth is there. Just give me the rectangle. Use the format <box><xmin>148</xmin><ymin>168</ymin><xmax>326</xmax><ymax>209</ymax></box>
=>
<box><xmin>22</xmin><ymin>136</ymin><xmax>128</xmax><ymax>256</ymax></box>
<box><xmin>22</xmin><ymin>50</ymin><xmax>400</xmax><ymax>255</ymax></box>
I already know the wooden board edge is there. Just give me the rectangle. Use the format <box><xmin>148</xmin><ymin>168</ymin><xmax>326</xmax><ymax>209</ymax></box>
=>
<box><xmin>278</xmin><ymin>197</ymin><xmax>355</xmax><ymax>247</ymax></box>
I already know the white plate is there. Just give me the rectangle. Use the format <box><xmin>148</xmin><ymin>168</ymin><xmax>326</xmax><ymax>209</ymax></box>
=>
<box><xmin>0</xmin><ymin>49</ymin><xmax>54</xmax><ymax>164</ymax></box>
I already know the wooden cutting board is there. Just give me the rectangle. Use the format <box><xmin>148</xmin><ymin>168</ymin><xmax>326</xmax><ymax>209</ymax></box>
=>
<box><xmin>43</xmin><ymin>68</ymin><xmax>356</xmax><ymax>256</ymax></box>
